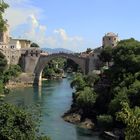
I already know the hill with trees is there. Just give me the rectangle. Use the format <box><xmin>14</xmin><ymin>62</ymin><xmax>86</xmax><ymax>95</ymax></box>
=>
<box><xmin>64</xmin><ymin>38</ymin><xmax>140</xmax><ymax>140</ymax></box>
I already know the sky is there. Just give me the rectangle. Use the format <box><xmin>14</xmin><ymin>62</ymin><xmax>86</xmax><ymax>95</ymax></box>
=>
<box><xmin>3</xmin><ymin>0</ymin><xmax>140</xmax><ymax>52</ymax></box>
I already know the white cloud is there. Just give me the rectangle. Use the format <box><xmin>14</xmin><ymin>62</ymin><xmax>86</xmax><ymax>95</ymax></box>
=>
<box><xmin>4</xmin><ymin>0</ymin><xmax>42</xmax><ymax>30</ymax></box>
<box><xmin>4</xmin><ymin>0</ymin><xmax>85</xmax><ymax>52</ymax></box>
<box><xmin>54</xmin><ymin>29</ymin><xmax>83</xmax><ymax>42</ymax></box>
<box><xmin>23</xmin><ymin>14</ymin><xmax>83</xmax><ymax>50</ymax></box>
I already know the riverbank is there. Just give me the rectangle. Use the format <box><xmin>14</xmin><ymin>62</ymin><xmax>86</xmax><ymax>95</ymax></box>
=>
<box><xmin>63</xmin><ymin>106</ymin><xmax>95</xmax><ymax>130</ymax></box>
<box><xmin>6</xmin><ymin>73</ymin><xmax>34</xmax><ymax>89</ymax></box>
<box><xmin>63</xmin><ymin>103</ymin><xmax>124</xmax><ymax>140</ymax></box>
<box><xmin>6</xmin><ymin>83</ymin><xmax>33</xmax><ymax>89</ymax></box>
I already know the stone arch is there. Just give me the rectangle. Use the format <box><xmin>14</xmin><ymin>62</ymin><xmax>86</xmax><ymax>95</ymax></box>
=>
<box><xmin>34</xmin><ymin>53</ymin><xmax>88</xmax><ymax>85</ymax></box>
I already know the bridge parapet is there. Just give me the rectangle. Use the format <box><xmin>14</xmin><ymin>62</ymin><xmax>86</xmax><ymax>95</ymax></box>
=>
<box><xmin>40</xmin><ymin>52</ymin><xmax>87</xmax><ymax>60</ymax></box>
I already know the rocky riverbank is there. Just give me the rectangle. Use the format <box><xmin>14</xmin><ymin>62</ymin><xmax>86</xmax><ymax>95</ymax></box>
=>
<box><xmin>63</xmin><ymin>113</ymin><xmax>95</xmax><ymax>130</ymax></box>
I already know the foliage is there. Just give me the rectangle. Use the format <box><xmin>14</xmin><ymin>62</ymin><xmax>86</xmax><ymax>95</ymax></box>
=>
<box><xmin>111</xmin><ymin>38</ymin><xmax>140</xmax><ymax>76</ymax></box>
<box><xmin>97</xmin><ymin>114</ymin><xmax>113</xmax><ymax>130</ymax></box>
<box><xmin>99</xmin><ymin>46</ymin><xmax>112</xmax><ymax>66</ymax></box>
<box><xmin>71</xmin><ymin>73</ymin><xmax>86</xmax><ymax>91</ymax></box>
<box><xmin>0</xmin><ymin>51</ymin><xmax>7</xmax><ymax>75</ymax></box>
<box><xmin>0</xmin><ymin>103</ymin><xmax>36</xmax><ymax>140</ymax></box>
<box><xmin>0</xmin><ymin>103</ymin><xmax>51</xmax><ymax>140</ymax></box>
<box><xmin>0</xmin><ymin>1</ymin><xmax>9</xmax><ymax>31</ymax></box>
<box><xmin>76</xmin><ymin>87</ymin><xmax>97</xmax><ymax>108</ymax></box>
<box><xmin>116</xmin><ymin>102</ymin><xmax>140</xmax><ymax>140</ymax></box>
<box><xmin>127</xmin><ymin>80</ymin><xmax>140</xmax><ymax>107</ymax></box>
<box><xmin>109</xmin><ymin>89</ymin><xmax>129</xmax><ymax>115</ymax></box>
<box><xmin>84</xmin><ymin>73</ymin><xmax>99</xmax><ymax>87</ymax></box>
<box><xmin>86</xmin><ymin>48</ymin><xmax>93</xmax><ymax>54</ymax></box>
<box><xmin>3</xmin><ymin>65</ymin><xmax>22</xmax><ymax>83</ymax></box>
<box><xmin>42</xmin><ymin>59</ymin><xmax>65</xmax><ymax>79</ymax></box>
<box><xmin>30</xmin><ymin>42</ymin><xmax>40</xmax><ymax>48</ymax></box>
<box><xmin>0</xmin><ymin>80</ymin><xmax>4</xmax><ymax>94</ymax></box>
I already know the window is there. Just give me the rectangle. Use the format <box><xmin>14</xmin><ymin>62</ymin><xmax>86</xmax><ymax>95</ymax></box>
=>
<box><xmin>109</xmin><ymin>38</ymin><xmax>111</xmax><ymax>40</ymax></box>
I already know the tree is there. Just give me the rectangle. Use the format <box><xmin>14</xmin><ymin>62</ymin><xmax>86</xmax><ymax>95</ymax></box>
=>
<box><xmin>0</xmin><ymin>103</ymin><xmax>51</xmax><ymax>140</ymax></box>
<box><xmin>109</xmin><ymin>89</ymin><xmax>129</xmax><ymax>115</ymax></box>
<box><xmin>71</xmin><ymin>73</ymin><xmax>86</xmax><ymax>91</ymax></box>
<box><xmin>99</xmin><ymin>46</ymin><xmax>112</xmax><ymax>66</ymax></box>
<box><xmin>112</xmin><ymin>38</ymin><xmax>140</xmax><ymax>74</ymax></box>
<box><xmin>0</xmin><ymin>51</ymin><xmax>7</xmax><ymax>75</ymax></box>
<box><xmin>76</xmin><ymin>87</ymin><xmax>97</xmax><ymax>109</ymax></box>
<box><xmin>3</xmin><ymin>65</ymin><xmax>22</xmax><ymax>84</ymax></box>
<box><xmin>0</xmin><ymin>1</ymin><xmax>9</xmax><ymax>31</ymax></box>
<box><xmin>31</xmin><ymin>42</ymin><xmax>40</xmax><ymax>48</ymax></box>
<box><xmin>97</xmin><ymin>115</ymin><xmax>113</xmax><ymax>130</ymax></box>
<box><xmin>86</xmin><ymin>48</ymin><xmax>93</xmax><ymax>54</ymax></box>
<box><xmin>84</xmin><ymin>73</ymin><xmax>99</xmax><ymax>87</ymax></box>
<box><xmin>116</xmin><ymin>102</ymin><xmax>140</xmax><ymax>140</ymax></box>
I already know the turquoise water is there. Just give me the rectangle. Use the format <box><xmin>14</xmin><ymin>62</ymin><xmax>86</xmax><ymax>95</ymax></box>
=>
<box><xmin>4</xmin><ymin>75</ymin><xmax>103</xmax><ymax>140</ymax></box>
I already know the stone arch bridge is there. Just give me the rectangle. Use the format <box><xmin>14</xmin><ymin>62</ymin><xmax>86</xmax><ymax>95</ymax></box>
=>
<box><xmin>21</xmin><ymin>51</ymin><xmax>99</xmax><ymax>86</ymax></box>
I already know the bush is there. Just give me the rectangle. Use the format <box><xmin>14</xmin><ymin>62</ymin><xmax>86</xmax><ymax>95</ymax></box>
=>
<box><xmin>0</xmin><ymin>80</ymin><xmax>4</xmax><ymax>94</ymax></box>
<box><xmin>0</xmin><ymin>103</ymin><xmax>50</xmax><ymax>140</ymax></box>
<box><xmin>97</xmin><ymin>115</ymin><xmax>113</xmax><ymax>130</ymax></box>
<box><xmin>3</xmin><ymin>65</ymin><xmax>22</xmax><ymax>83</ymax></box>
<box><xmin>76</xmin><ymin>87</ymin><xmax>97</xmax><ymax>108</ymax></box>
<box><xmin>116</xmin><ymin>102</ymin><xmax>140</xmax><ymax>140</ymax></box>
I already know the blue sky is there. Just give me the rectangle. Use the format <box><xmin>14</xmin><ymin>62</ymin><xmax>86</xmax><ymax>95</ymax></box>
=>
<box><xmin>4</xmin><ymin>0</ymin><xmax>140</xmax><ymax>52</ymax></box>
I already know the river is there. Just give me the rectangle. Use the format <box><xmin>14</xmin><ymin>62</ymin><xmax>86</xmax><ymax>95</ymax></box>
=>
<box><xmin>4</xmin><ymin>74</ymin><xmax>103</xmax><ymax>140</ymax></box>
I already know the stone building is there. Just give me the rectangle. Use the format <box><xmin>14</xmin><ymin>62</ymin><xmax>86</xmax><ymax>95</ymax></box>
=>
<box><xmin>102</xmin><ymin>32</ymin><xmax>119</xmax><ymax>48</ymax></box>
<box><xmin>9</xmin><ymin>38</ymin><xmax>31</xmax><ymax>50</ymax></box>
<box><xmin>0</xmin><ymin>23</ymin><xmax>32</xmax><ymax>65</ymax></box>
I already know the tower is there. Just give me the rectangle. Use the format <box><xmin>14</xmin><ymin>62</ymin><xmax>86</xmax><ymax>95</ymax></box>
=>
<box><xmin>0</xmin><ymin>22</ymin><xmax>10</xmax><ymax>49</ymax></box>
<box><xmin>102</xmin><ymin>32</ymin><xmax>119</xmax><ymax>48</ymax></box>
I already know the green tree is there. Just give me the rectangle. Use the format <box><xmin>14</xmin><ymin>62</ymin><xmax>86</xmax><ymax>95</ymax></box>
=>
<box><xmin>116</xmin><ymin>102</ymin><xmax>140</xmax><ymax>140</ymax></box>
<box><xmin>86</xmin><ymin>48</ymin><xmax>93</xmax><ymax>54</ymax></box>
<box><xmin>84</xmin><ymin>73</ymin><xmax>99</xmax><ymax>87</ymax></box>
<box><xmin>30</xmin><ymin>42</ymin><xmax>40</xmax><ymax>48</ymax></box>
<box><xmin>0</xmin><ymin>51</ymin><xmax>7</xmax><ymax>75</ymax></box>
<box><xmin>0</xmin><ymin>80</ymin><xmax>4</xmax><ymax>94</ymax></box>
<box><xmin>0</xmin><ymin>103</ymin><xmax>51</xmax><ymax>140</ymax></box>
<box><xmin>97</xmin><ymin>115</ymin><xmax>113</xmax><ymax>130</ymax></box>
<box><xmin>0</xmin><ymin>1</ymin><xmax>9</xmax><ymax>31</ymax></box>
<box><xmin>76</xmin><ymin>87</ymin><xmax>97</xmax><ymax>108</ymax></box>
<box><xmin>3</xmin><ymin>65</ymin><xmax>22</xmax><ymax>84</ymax></box>
<box><xmin>127</xmin><ymin>80</ymin><xmax>140</xmax><ymax>107</ymax></box>
<box><xmin>112</xmin><ymin>38</ymin><xmax>140</xmax><ymax>74</ymax></box>
<box><xmin>109</xmin><ymin>89</ymin><xmax>129</xmax><ymax>115</ymax></box>
<box><xmin>99</xmin><ymin>46</ymin><xmax>112</xmax><ymax>66</ymax></box>
<box><xmin>71</xmin><ymin>73</ymin><xmax>86</xmax><ymax>91</ymax></box>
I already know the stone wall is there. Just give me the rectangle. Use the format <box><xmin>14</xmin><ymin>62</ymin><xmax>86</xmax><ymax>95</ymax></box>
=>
<box><xmin>6</xmin><ymin>73</ymin><xmax>35</xmax><ymax>88</ymax></box>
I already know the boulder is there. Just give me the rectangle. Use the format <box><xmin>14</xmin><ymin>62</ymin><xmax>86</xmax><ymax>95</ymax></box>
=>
<box><xmin>79</xmin><ymin>118</ymin><xmax>95</xmax><ymax>129</ymax></box>
<box><xmin>63</xmin><ymin>113</ymin><xmax>81</xmax><ymax>124</ymax></box>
